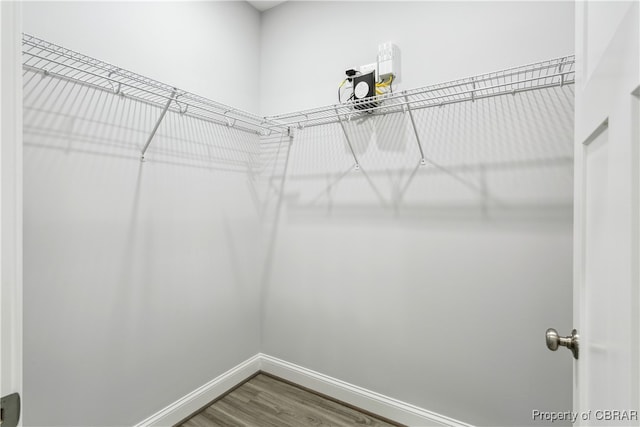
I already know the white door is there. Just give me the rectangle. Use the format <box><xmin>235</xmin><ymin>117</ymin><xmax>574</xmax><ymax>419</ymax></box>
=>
<box><xmin>573</xmin><ymin>1</ymin><xmax>639</xmax><ymax>425</ymax></box>
<box><xmin>0</xmin><ymin>2</ymin><xmax>23</xmax><ymax>426</ymax></box>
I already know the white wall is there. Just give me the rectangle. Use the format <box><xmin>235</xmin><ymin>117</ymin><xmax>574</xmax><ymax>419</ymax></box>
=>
<box><xmin>260</xmin><ymin>1</ymin><xmax>575</xmax><ymax>115</ymax></box>
<box><xmin>24</xmin><ymin>1</ymin><xmax>261</xmax><ymax>112</ymax></box>
<box><xmin>22</xmin><ymin>2</ymin><xmax>262</xmax><ymax>426</ymax></box>
<box><xmin>259</xmin><ymin>2</ymin><xmax>575</xmax><ymax>426</ymax></box>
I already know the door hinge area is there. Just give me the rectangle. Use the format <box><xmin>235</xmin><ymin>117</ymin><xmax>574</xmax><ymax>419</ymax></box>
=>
<box><xmin>0</xmin><ymin>393</ymin><xmax>20</xmax><ymax>427</ymax></box>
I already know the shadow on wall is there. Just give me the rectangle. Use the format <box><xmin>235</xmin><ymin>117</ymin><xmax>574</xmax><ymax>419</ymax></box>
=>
<box><xmin>254</xmin><ymin>132</ymin><xmax>293</xmax><ymax>323</ymax></box>
<box><xmin>23</xmin><ymin>69</ymin><xmax>260</xmax><ymax>175</ymax></box>
<box><xmin>22</xmin><ymin>66</ymin><xmax>265</xmax><ymax>289</ymax></box>
<box><xmin>22</xmin><ymin>68</ymin><xmax>263</xmax><ymax>294</ymax></box>
<box><xmin>256</xmin><ymin>84</ymin><xmax>576</xmax><ymax>427</ymax></box>
<box><xmin>23</xmin><ymin>69</ymin><xmax>264</xmax><ymax>425</ymax></box>
<box><xmin>259</xmin><ymin>85</ymin><xmax>575</xmax><ymax>225</ymax></box>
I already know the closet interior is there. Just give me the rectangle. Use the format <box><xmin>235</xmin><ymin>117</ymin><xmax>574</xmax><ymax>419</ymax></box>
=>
<box><xmin>20</xmin><ymin>3</ymin><xmax>577</xmax><ymax>426</ymax></box>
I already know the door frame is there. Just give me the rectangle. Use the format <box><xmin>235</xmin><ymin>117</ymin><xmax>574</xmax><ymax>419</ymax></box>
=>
<box><xmin>0</xmin><ymin>1</ymin><xmax>23</xmax><ymax>422</ymax></box>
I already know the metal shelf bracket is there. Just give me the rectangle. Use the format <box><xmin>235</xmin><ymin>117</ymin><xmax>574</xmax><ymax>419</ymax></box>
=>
<box><xmin>471</xmin><ymin>77</ymin><xmax>476</xmax><ymax>102</ymax></box>
<box><xmin>557</xmin><ymin>57</ymin><xmax>567</xmax><ymax>87</ymax></box>
<box><xmin>107</xmin><ymin>70</ymin><xmax>121</xmax><ymax>94</ymax></box>
<box><xmin>141</xmin><ymin>88</ymin><xmax>177</xmax><ymax>161</ymax></box>
<box><xmin>334</xmin><ymin>108</ymin><xmax>360</xmax><ymax>171</ymax></box>
<box><xmin>404</xmin><ymin>95</ymin><xmax>427</xmax><ymax>165</ymax></box>
<box><xmin>177</xmin><ymin>101</ymin><xmax>188</xmax><ymax>115</ymax></box>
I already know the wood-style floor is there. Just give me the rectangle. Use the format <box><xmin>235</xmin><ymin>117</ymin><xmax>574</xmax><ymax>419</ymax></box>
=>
<box><xmin>178</xmin><ymin>373</ymin><xmax>403</xmax><ymax>427</ymax></box>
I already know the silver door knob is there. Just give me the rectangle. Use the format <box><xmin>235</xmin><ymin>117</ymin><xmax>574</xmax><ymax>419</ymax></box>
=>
<box><xmin>546</xmin><ymin>328</ymin><xmax>579</xmax><ymax>359</ymax></box>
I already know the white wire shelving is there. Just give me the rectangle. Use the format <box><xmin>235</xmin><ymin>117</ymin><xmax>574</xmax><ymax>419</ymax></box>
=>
<box><xmin>22</xmin><ymin>33</ymin><xmax>289</xmax><ymax>159</ymax></box>
<box><xmin>22</xmin><ymin>32</ymin><xmax>574</xmax><ymax>166</ymax></box>
<box><xmin>267</xmin><ymin>55</ymin><xmax>575</xmax><ymax>169</ymax></box>
<box><xmin>267</xmin><ymin>55</ymin><xmax>575</xmax><ymax>129</ymax></box>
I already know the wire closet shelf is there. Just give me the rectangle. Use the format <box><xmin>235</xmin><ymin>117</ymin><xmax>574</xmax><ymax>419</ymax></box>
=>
<box><xmin>22</xmin><ymin>33</ymin><xmax>289</xmax><ymax>136</ymax></box>
<box><xmin>22</xmin><ymin>32</ymin><xmax>574</xmax><ymax>139</ymax></box>
<box><xmin>267</xmin><ymin>55</ymin><xmax>575</xmax><ymax>129</ymax></box>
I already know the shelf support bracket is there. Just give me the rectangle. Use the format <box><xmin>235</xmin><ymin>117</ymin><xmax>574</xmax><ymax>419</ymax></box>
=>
<box><xmin>335</xmin><ymin>108</ymin><xmax>360</xmax><ymax>170</ymax></box>
<box><xmin>557</xmin><ymin>57</ymin><xmax>567</xmax><ymax>87</ymax></box>
<box><xmin>141</xmin><ymin>89</ymin><xmax>177</xmax><ymax>161</ymax></box>
<box><xmin>404</xmin><ymin>95</ymin><xmax>426</xmax><ymax>165</ymax></box>
<box><xmin>471</xmin><ymin>77</ymin><xmax>476</xmax><ymax>102</ymax></box>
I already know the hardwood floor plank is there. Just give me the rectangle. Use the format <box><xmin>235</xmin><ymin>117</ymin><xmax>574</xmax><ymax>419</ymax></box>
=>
<box><xmin>212</xmin><ymin>394</ymin><xmax>289</xmax><ymax>427</ymax></box>
<box><xmin>246</xmin><ymin>377</ymin><xmax>371</xmax><ymax>426</ymax></box>
<box><xmin>178</xmin><ymin>374</ymin><xmax>401</xmax><ymax>427</ymax></box>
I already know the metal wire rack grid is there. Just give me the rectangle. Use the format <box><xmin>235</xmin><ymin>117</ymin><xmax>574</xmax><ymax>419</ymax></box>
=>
<box><xmin>22</xmin><ymin>33</ymin><xmax>289</xmax><ymax>136</ymax></box>
<box><xmin>266</xmin><ymin>55</ymin><xmax>575</xmax><ymax>129</ymax></box>
<box><xmin>22</xmin><ymin>33</ymin><xmax>574</xmax><ymax>138</ymax></box>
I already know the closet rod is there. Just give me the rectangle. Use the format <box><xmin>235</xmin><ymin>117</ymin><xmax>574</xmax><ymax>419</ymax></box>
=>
<box><xmin>22</xmin><ymin>33</ymin><xmax>288</xmax><ymax>136</ymax></box>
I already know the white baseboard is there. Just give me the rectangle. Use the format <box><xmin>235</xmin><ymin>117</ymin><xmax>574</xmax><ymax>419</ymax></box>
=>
<box><xmin>134</xmin><ymin>353</ymin><xmax>473</xmax><ymax>427</ymax></box>
<box><xmin>133</xmin><ymin>354</ymin><xmax>261</xmax><ymax>427</ymax></box>
<box><xmin>259</xmin><ymin>353</ymin><xmax>473</xmax><ymax>427</ymax></box>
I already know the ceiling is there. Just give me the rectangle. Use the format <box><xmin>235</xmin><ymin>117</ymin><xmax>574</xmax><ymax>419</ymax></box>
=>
<box><xmin>246</xmin><ymin>1</ymin><xmax>287</xmax><ymax>12</ymax></box>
